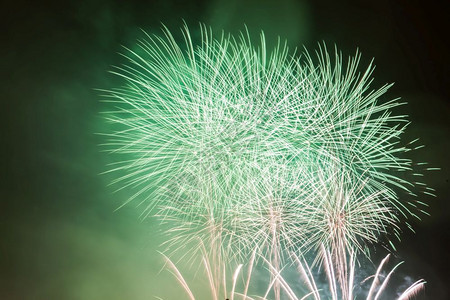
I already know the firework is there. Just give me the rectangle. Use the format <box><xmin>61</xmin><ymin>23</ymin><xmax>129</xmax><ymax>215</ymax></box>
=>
<box><xmin>102</xmin><ymin>24</ymin><xmax>434</xmax><ymax>296</ymax></box>
<box><xmin>103</xmin><ymin>23</ymin><xmax>426</xmax><ymax>234</ymax></box>
<box><xmin>160</xmin><ymin>245</ymin><xmax>425</xmax><ymax>300</ymax></box>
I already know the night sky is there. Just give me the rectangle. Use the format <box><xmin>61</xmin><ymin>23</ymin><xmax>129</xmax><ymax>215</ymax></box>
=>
<box><xmin>1</xmin><ymin>0</ymin><xmax>449</xmax><ymax>299</ymax></box>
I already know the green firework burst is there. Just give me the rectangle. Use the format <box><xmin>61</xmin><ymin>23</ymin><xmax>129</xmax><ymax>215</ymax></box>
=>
<box><xmin>102</xmin><ymin>24</ymin><xmax>432</xmax><ymax>263</ymax></box>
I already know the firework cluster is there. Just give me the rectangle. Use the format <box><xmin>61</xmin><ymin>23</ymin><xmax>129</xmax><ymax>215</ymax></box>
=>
<box><xmin>103</xmin><ymin>25</ymin><xmax>433</xmax><ymax>299</ymax></box>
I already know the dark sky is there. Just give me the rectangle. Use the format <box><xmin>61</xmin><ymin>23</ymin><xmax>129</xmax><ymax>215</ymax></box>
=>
<box><xmin>1</xmin><ymin>0</ymin><xmax>449</xmax><ymax>299</ymax></box>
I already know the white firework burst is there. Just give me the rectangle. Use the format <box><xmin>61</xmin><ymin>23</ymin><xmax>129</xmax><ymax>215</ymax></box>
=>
<box><xmin>160</xmin><ymin>244</ymin><xmax>425</xmax><ymax>300</ymax></box>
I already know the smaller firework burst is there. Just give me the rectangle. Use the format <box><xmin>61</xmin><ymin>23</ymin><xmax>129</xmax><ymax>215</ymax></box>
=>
<box><xmin>160</xmin><ymin>244</ymin><xmax>425</xmax><ymax>300</ymax></box>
